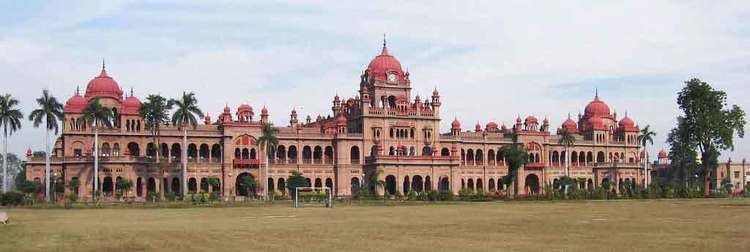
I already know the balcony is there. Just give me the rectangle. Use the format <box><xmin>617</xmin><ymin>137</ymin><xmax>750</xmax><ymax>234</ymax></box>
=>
<box><xmin>365</xmin><ymin>155</ymin><xmax>459</xmax><ymax>166</ymax></box>
<box><xmin>232</xmin><ymin>159</ymin><xmax>262</xmax><ymax>169</ymax></box>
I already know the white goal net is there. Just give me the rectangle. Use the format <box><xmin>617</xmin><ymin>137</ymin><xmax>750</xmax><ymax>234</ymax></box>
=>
<box><xmin>293</xmin><ymin>187</ymin><xmax>333</xmax><ymax>208</ymax></box>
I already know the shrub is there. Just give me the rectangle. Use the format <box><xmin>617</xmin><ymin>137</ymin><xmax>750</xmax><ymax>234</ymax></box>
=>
<box><xmin>1</xmin><ymin>191</ymin><xmax>25</xmax><ymax>206</ymax></box>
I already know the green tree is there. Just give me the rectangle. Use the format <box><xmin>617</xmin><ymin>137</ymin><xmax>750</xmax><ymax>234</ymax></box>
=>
<box><xmin>0</xmin><ymin>94</ymin><xmax>23</xmax><ymax>193</ymax></box>
<box><xmin>28</xmin><ymin>89</ymin><xmax>64</xmax><ymax>201</ymax></box>
<box><xmin>257</xmin><ymin>122</ymin><xmax>279</xmax><ymax>200</ymax></box>
<box><xmin>79</xmin><ymin>98</ymin><xmax>114</xmax><ymax>197</ymax></box>
<box><xmin>286</xmin><ymin>171</ymin><xmax>307</xmax><ymax>199</ymax></box>
<box><xmin>139</xmin><ymin>94</ymin><xmax>172</xmax><ymax>163</ymax></box>
<box><xmin>239</xmin><ymin>175</ymin><xmax>257</xmax><ymax>200</ymax></box>
<box><xmin>500</xmin><ymin>134</ymin><xmax>529</xmax><ymax>197</ymax></box>
<box><xmin>170</xmin><ymin>92</ymin><xmax>203</xmax><ymax>198</ymax></box>
<box><xmin>637</xmin><ymin>125</ymin><xmax>656</xmax><ymax>188</ymax></box>
<box><xmin>67</xmin><ymin>178</ymin><xmax>80</xmax><ymax>198</ymax></box>
<box><xmin>666</xmin><ymin>117</ymin><xmax>698</xmax><ymax>187</ymax></box>
<box><xmin>116</xmin><ymin>178</ymin><xmax>133</xmax><ymax>199</ymax></box>
<box><xmin>674</xmin><ymin>79</ymin><xmax>745</xmax><ymax>196</ymax></box>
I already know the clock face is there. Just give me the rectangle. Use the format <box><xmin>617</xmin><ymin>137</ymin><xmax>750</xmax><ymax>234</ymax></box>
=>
<box><xmin>387</xmin><ymin>73</ymin><xmax>397</xmax><ymax>82</ymax></box>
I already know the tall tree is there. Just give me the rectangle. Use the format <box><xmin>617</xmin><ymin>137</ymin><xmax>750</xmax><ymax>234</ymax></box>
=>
<box><xmin>637</xmin><ymin>125</ymin><xmax>656</xmax><ymax>188</ymax></box>
<box><xmin>79</xmin><ymin>98</ymin><xmax>114</xmax><ymax>198</ymax></box>
<box><xmin>257</xmin><ymin>122</ymin><xmax>278</xmax><ymax>201</ymax></box>
<box><xmin>674</xmin><ymin>78</ymin><xmax>745</xmax><ymax>196</ymax></box>
<box><xmin>28</xmin><ymin>89</ymin><xmax>64</xmax><ymax>201</ymax></box>
<box><xmin>0</xmin><ymin>94</ymin><xmax>23</xmax><ymax>193</ymax></box>
<box><xmin>139</xmin><ymin>94</ymin><xmax>172</xmax><ymax>163</ymax></box>
<box><xmin>666</xmin><ymin>117</ymin><xmax>698</xmax><ymax>187</ymax></box>
<box><xmin>170</xmin><ymin>92</ymin><xmax>203</xmax><ymax>198</ymax></box>
<box><xmin>499</xmin><ymin>134</ymin><xmax>529</xmax><ymax>197</ymax></box>
<box><xmin>558</xmin><ymin>128</ymin><xmax>575</xmax><ymax>177</ymax></box>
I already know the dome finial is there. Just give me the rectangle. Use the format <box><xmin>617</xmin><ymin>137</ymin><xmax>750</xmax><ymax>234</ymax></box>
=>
<box><xmin>130</xmin><ymin>87</ymin><xmax>134</xmax><ymax>97</ymax></box>
<box><xmin>380</xmin><ymin>33</ymin><xmax>389</xmax><ymax>55</ymax></box>
<box><xmin>595</xmin><ymin>87</ymin><xmax>599</xmax><ymax>99</ymax></box>
<box><xmin>102</xmin><ymin>58</ymin><xmax>105</xmax><ymax>71</ymax></box>
<box><xmin>75</xmin><ymin>85</ymin><xmax>80</xmax><ymax>96</ymax></box>
<box><xmin>568</xmin><ymin>112</ymin><xmax>571</xmax><ymax>119</ymax></box>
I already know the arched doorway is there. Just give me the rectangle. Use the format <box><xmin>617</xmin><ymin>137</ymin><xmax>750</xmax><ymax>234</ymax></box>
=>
<box><xmin>147</xmin><ymin>177</ymin><xmax>156</xmax><ymax>195</ymax></box>
<box><xmin>525</xmin><ymin>174</ymin><xmax>540</xmax><ymax>195</ymax></box>
<box><xmin>351</xmin><ymin>177</ymin><xmax>360</xmax><ymax>196</ymax></box>
<box><xmin>102</xmin><ymin>177</ymin><xmax>113</xmax><ymax>196</ymax></box>
<box><xmin>385</xmin><ymin>175</ymin><xmax>396</xmax><ymax>195</ymax></box>
<box><xmin>236</xmin><ymin>173</ymin><xmax>255</xmax><ymax>197</ymax></box>
<box><xmin>136</xmin><ymin>177</ymin><xmax>143</xmax><ymax>197</ymax></box>
<box><xmin>411</xmin><ymin>175</ymin><xmax>424</xmax><ymax>192</ymax></box>
<box><xmin>439</xmin><ymin>177</ymin><xmax>450</xmax><ymax>192</ymax></box>
<box><xmin>171</xmin><ymin>177</ymin><xmax>181</xmax><ymax>196</ymax></box>
<box><xmin>188</xmin><ymin>178</ymin><xmax>198</xmax><ymax>193</ymax></box>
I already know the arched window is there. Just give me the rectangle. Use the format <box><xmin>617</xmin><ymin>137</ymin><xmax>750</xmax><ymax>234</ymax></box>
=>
<box><xmin>441</xmin><ymin>148</ymin><xmax>450</xmax><ymax>157</ymax></box>
<box><xmin>350</xmin><ymin>146</ymin><xmax>360</xmax><ymax>164</ymax></box>
<box><xmin>302</xmin><ymin>146</ymin><xmax>312</xmax><ymax>164</ymax></box>
<box><xmin>127</xmin><ymin>142</ymin><xmax>140</xmax><ymax>156</ymax></box>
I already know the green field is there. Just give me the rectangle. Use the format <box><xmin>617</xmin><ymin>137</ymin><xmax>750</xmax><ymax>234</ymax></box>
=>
<box><xmin>1</xmin><ymin>198</ymin><xmax>749</xmax><ymax>251</ymax></box>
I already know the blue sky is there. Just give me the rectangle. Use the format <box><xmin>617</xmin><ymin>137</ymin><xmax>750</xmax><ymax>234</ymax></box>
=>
<box><xmin>1</xmin><ymin>1</ymin><xmax>749</xmax><ymax>161</ymax></box>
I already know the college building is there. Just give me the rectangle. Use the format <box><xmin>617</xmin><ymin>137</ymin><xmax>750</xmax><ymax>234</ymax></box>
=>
<box><xmin>26</xmin><ymin>42</ymin><xmax>649</xmax><ymax>201</ymax></box>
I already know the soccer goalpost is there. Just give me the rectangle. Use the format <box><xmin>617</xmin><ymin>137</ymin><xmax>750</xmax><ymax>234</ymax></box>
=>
<box><xmin>292</xmin><ymin>187</ymin><xmax>333</xmax><ymax>208</ymax></box>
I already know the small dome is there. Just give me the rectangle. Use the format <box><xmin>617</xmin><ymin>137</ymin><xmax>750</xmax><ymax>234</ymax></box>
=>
<box><xmin>584</xmin><ymin>95</ymin><xmax>611</xmax><ymax>118</ymax></box>
<box><xmin>121</xmin><ymin>95</ymin><xmax>141</xmax><ymax>115</ymax></box>
<box><xmin>516</xmin><ymin>116</ymin><xmax>522</xmax><ymax>123</ymax></box>
<box><xmin>486</xmin><ymin>121</ymin><xmax>498</xmax><ymax>131</ymax></box>
<box><xmin>26</xmin><ymin>148</ymin><xmax>32</xmax><ymax>157</ymax></box>
<box><xmin>475</xmin><ymin>122</ymin><xmax>482</xmax><ymax>132</ymax></box>
<box><xmin>84</xmin><ymin>67</ymin><xmax>123</xmax><ymax>100</ymax></box>
<box><xmin>658</xmin><ymin>149</ymin><xmax>668</xmax><ymax>159</ymax></box>
<box><xmin>618</xmin><ymin>116</ymin><xmax>635</xmax><ymax>128</ymax></box>
<box><xmin>238</xmin><ymin>104</ymin><xmax>252</xmax><ymax>112</ymax></box>
<box><xmin>561</xmin><ymin>117</ymin><xmax>577</xmax><ymax>133</ymax></box>
<box><xmin>336</xmin><ymin>114</ymin><xmax>347</xmax><ymax>126</ymax></box>
<box><xmin>204</xmin><ymin>113</ymin><xmax>212</xmax><ymax>125</ymax></box>
<box><xmin>223</xmin><ymin>105</ymin><xmax>231</xmax><ymax>113</ymax></box>
<box><xmin>64</xmin><ymin>91</ymin><xmax>87</xmax><ymax>113</ymax></box>
<box><xmin>432</xmin><ymin>88</ymin><xmax>439</xmax><ymax>96</ymax></box>
<box><xmin>261</xmin><ymin>106</ymin><xmax>268</xmax><ymax>115</ymax></box>
<box><xmin>525</xmin><ymin>115</ymin><xmax>538</xmax><ymax>124</ymax></box>
<box><xmin>451</xmin><ymin>118</ymin><xmax>461</xmax><ymax>129</ymax></box>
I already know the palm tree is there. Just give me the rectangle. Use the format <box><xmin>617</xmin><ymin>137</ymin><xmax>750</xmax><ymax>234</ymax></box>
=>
<box><xmin>170</xmin><ymin>92</ymin><xmax>203</xmax><ymax>198</ymax></box>
<box><xmin>79</xmin><ymin>98</ymin><xmax>114</xmax><ymax>199</ymax></box>
<box><xmin>28</xmin><ymin>90</ymin><xmax>64</xmax><ymax>201</ymax></box>
<box><xmin>257</xmin><ymin>122</ymin><xmax>278</xmax><ymax>201</ymax></box>
<box><xmin>499</xmin><ymin>134</ymin><xmax>529</xmax><ymax>197</ymax></box>
<box><xmin>139</xmin><ymin>94</ymin><xmax>172</xmax><ymax>163</ymax></box>
<box><xmin>0</xmin><ymin>94</ymin><xmax>23</xmax><ymax>193</ymax></box>
<box><xmin>637</xmin><ymin>125</ymin><xmax>656</xmax><ymax>188</ymax></box>
<box><xmin>558</xmin><ymin>128</ymin><xmax>576</xmax><ymax>177</ymax></box>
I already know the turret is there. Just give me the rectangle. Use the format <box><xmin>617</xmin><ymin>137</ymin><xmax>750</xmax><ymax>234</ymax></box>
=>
<box><xmin>289</xmin><ymin>109</ymin><xmax>298</xmax><ymax>126</ymax></box>
<box><xmin>431</xmin><ymin>88</ymin><xmax>441</xmax><ymax>115</ymax></box>
<box><xmin>260</xmin><ymin>106</ymin><xmax>269</xmax><ymax>124</ymax></box>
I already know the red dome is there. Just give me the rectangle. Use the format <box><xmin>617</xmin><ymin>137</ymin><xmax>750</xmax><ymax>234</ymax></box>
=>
<box><xmin>486</xmin><ymin>121</ymin><xmax>498</xmax><ymax>131</ymax></box>
<box><xmin>336</xmin><ymin>114</ymin><xmax>347</xmax><ymax>126</ymax></box>
<box><xmin>525</xmin><ymin>115</ymin><xmax>538</xmax><ymax>124</ymax></box>
<box><xmin>587</xmin><ymin>116</ymin><xmax>606</xmax><ymax>130</ymax></box>
<box><xmin>64</xmin><ymin>91</ymin><xmax>87</xmax><ymax>113</ymax></box>
<box><xmin>658</xmin><ymin>149</ymin><xmax>668</xmax><ymax>158</ymax></box>
<box><xmin>561</xmin><ymin>117</ymin><xmax>577</xmax><ymax>133</ymax></box>
<box><xmin>121</xmin><ymin>95</ymin><xmax>141</xmax><ymax>115</ymax></box>
<box><xmin>618</xmin><ymin>116</ymin><xmax>634</xmax><ymax>127</ymax></box>
<box><xmin>584</xmin><ymin>95</ymin><xmax>610</xmax><ymax>118</ymax></box>
<box><xmin>238</xmin><ymin>104</ymin><xmax>252</xmax><ymax>112</ymax></box>
<box><xmin>451</xmin><ymin>118</ymin><xmax>461</xmax><ymax>129</ymax></box>
<box><xmin>261</xmin><ymin>106</ymin><xmax>268</xmax><ymax>115</ymax></box>
<box><xmin>367</xmin><ymin>45</ymin><xmax>404</xmax><ymax>81</ymax></box>
<box><xmin>85</xmin><ymin>68</ymin><xmax>123</xmax><ymax>100</ymax></box>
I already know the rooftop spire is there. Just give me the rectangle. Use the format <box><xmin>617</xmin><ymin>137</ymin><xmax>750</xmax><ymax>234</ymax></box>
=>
<box><xmin>130</xmin><ymin>87</ymin><xmax>134</xmax><ymax>97</ymax></box>
<box><xmin>75</xmin><ymin>85</ymin><xmax>80</xmax><ymax>96</ymax></box>
<box><xmin>595</xmin><ymin>87</ymin><xmax>599</xmax><ymax>99</ymax></box>
<box><xmin>380</xmin><ymin>33</ymin><xmax>389</xmax><ymax>55</ymax></box>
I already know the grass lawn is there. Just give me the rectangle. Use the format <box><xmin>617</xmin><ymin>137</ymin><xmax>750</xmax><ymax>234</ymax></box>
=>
<box><xmin>1</xmin><ymin>198</ymin><xmax>749</xmax><ymax>251</ymax></box>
